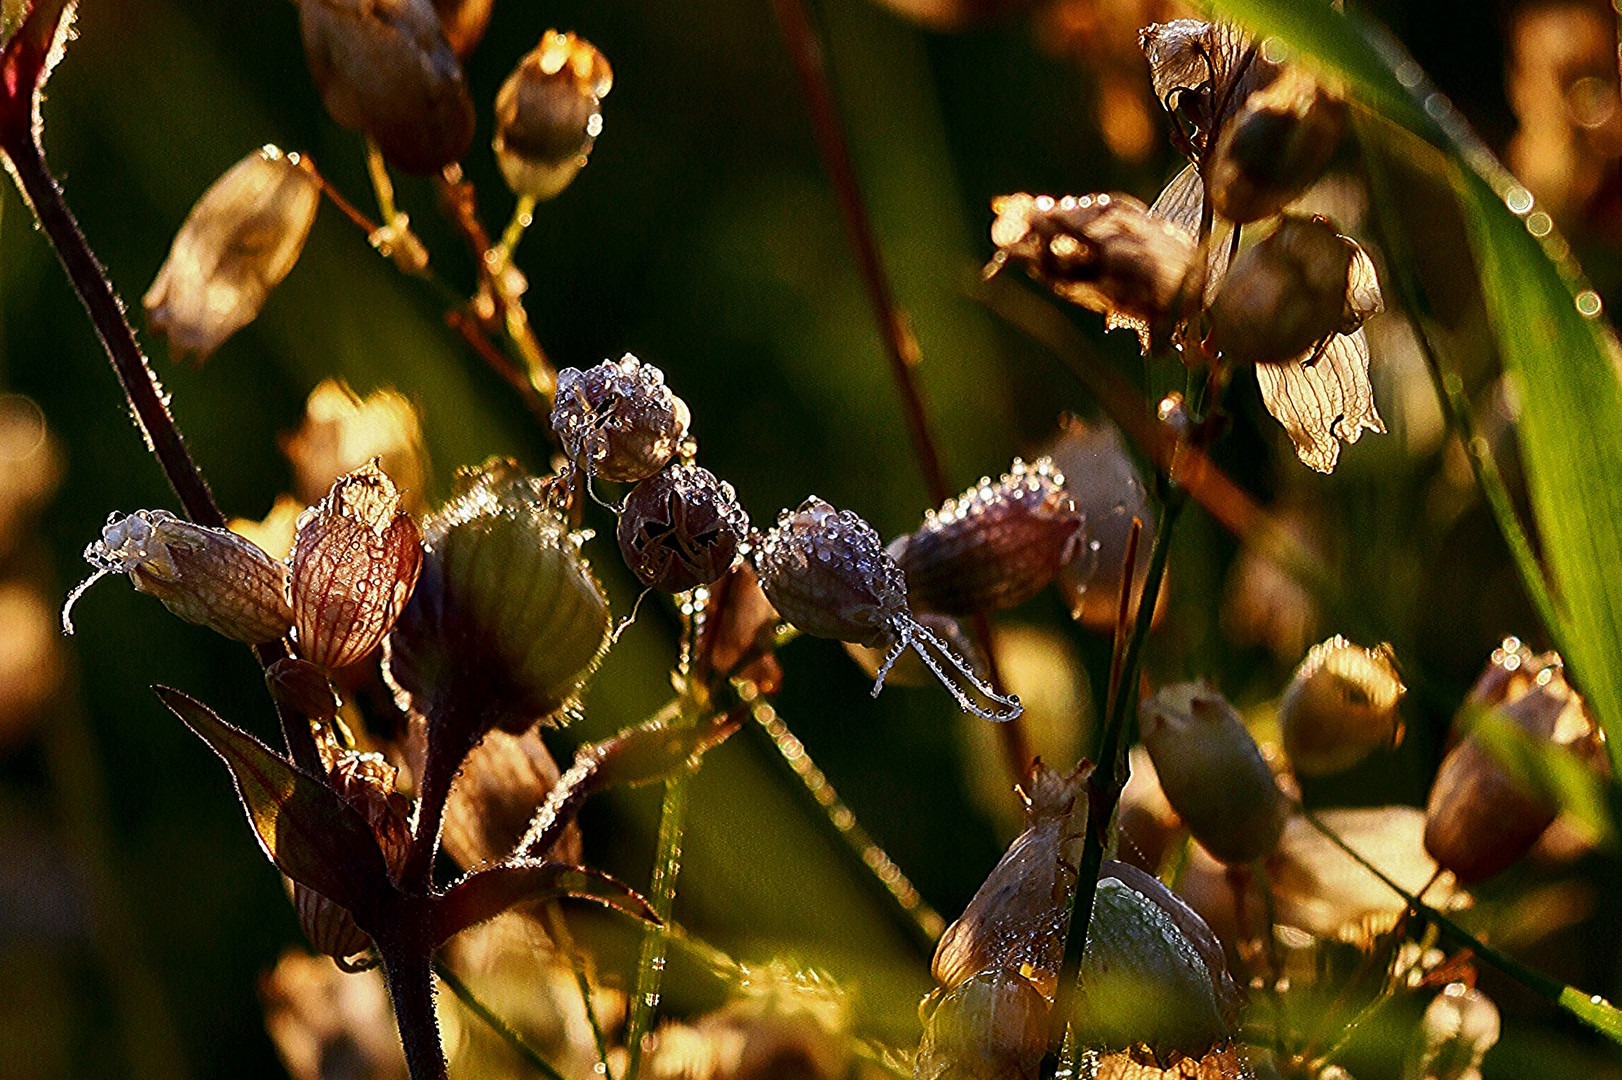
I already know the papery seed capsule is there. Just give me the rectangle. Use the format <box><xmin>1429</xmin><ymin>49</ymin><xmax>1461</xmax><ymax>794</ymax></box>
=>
<box><xmin>441</xmin><ymin>726</ymin><xmax>582</xmax><ymax>869</ymax></box>
<box><xmin>552</xmin><ymin>355</ymin><xmax>692</xmax><ymax>484</ymax></box>
<box><xmin>66</xmin><ymin>511</ymin><xmax>293</xmax><ymax>643</ymax></box>
<box><xmin>1140</xmin><ymin>682</ymin><xmax>1288</xmax><ymax>865</ymax></box>
<box><xmin>289</xmin><ymin>462</ymin><xmax>424</xmax><ymax>670</ymax></box>
<box><xmin>1404</xmin><ymin>983</ymin><xmax>1500</xmax><ymax>1080</ymax></box>
<box><xmin>755</xmin><ymin>497</ymin><xmax>1021</xmax><ymax>720</ymax></box>
<box><xmin>1208</xmin><ymin>67</ymin><xmax>1348</xmax><ymax>225</ymax></box>
<box><xmin>617</xmin><ymin>464</ymin><xmax>749</xmax><ymax>592</ymax></box>
<box><xmin>293</xmin><ymin>880</ymin><xmax>374</xmax><ymax>969</ymax></box>
<box><xmin>144</xmin><ymin>146</ymin><xmax>320</xmax><ymax>360</ymax></box>
<box><xmin>387</xmin><ymin>458</ymin><xmax>611</xmax><ymax>738</ymax></box>
<box><xmin>1140</xmin><ymin>20</ymin><xmax>1280</xmax><ymax>163</ymax></box>
<box><xmin>693</xmin><ymin>562</ymin><xmax>783</xmax><ymax>693</ymax></box>
<box><xmin>1279</xmin><ymin>635</ymin><xmax>1405</xmax><ymax>776</ymax></box>
<box><xmin>891</xmin><ymin>457</ymin><xmax>1083</xmax><ymax>617</ymax></box>
<box><xmin>915</xmin><ymin>969</ymin><xmax>1049</xmax><ymax>1080</ymax></box>
<box><xmin>1207</xmin><ymin>215</ymin><xmax>1382</xmax><ymax>367</ymax></box>
<box><xmin>989</xmin><ymin>192</ymin><xmax>1197</xmax><ymax>349</ymax></box>
<box><xmin>293</xmin><ymin>0</ymin><xmax>475</xmax><ymax>174</ymax></box>
<box><xmin>494</xmin><ymin>31</ymin><xmax>613</xmax><ymax>202</ymax></box>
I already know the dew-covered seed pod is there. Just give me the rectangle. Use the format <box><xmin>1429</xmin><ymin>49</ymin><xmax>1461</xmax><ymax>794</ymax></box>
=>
<box><xmin>289</xmin><ymin>462</ymin><xmax>423</xmax><ymax>670</ymax></box>
<box><xmin>755</xmin><ymin>497</ymin><xmax>1021</xmax><ymax>720</ymax></box>
<box><xmin>1073</xmin><ymin>861</ymin><xmax>1241</xmax><ymax>1063</ymax></box>
<box><xmin>1279</xmin><ymin>635</ymin><xmax>1406</xmax><ymax>776</ymax></box>
<box><xmin>1403</xmin><ymin>983</ymin><xmax>1500</xmax><ymax>1080</ymax></box>
<box><xmin>933</xmin><ymin>761</ymin><xmax>1089</xmax><ymax>1000</ymax></box>
<box><xmin>1208</xmin><ymin>215</ymin><xmax>1382</xmax><ymax>367</ymax></box>
<box><xmin>441</xmin><ymin>726</ymin><xmax>582</xmax><ymax>868</ymax></box>
<box><xmin>890</xmin><ymin>457</ymin><xmax>1083</xmax><ymax>617</ymax></box>
<box><xmin>616</xmin><ymin>464</ymin><xmax>749</xmax><ymax>592</ymax></box>
<box><xmin>915</xmin><ymin>969</ymin><xmax>1049</xmax><ymax>1080</ymax></box>
<box><xmin>293</xmin><ymin>0</ymin><xmax>475</xmax><ymax>174</ymax></box>
<box><xmin>494</xmin><ymin>31</ymin><xmax>613</xmax><ymax>202</ymax></box>
<box><xmin>144</xmin><ymin>146</ymin><xmax>320</xmax><ymax>360</ymax></box>
<box><xmin>989</xmin><ymin>192</ymin><xmax>1197</xmax><ymax>349</ymax></box>
<box><xmin>1208</xmin><ymin>67</ymin><xmax>1348</xmax><ymax>225</ymax></box>
<box><xmin>1140</xmin><ymin>681</ymin><xmax>1288</xmax><ymax>865</ymax></box>
<box><xmin>66</xmin><ymin>511</ymin><xmax>293</xmax><ymax>643</ymax></box>
<box><xmin>552</xmin><ymin>355</ymin><xmax>691</xmax><ymax>485</ymax></box>
<box><xmin>387</xmin><ymin>458</ymin><xmax>611</xmax><ymax>738</ymax></box>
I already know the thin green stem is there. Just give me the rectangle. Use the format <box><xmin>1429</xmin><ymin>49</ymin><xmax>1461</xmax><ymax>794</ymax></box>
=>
<box><xmin>434</xmin><ymin>961</ymin><xmax>569</xmax><ymax>1080</ymax></box>
<box><xmin>623</xmin><ymin>764</ymin><xmax>694</xmax><ymax>1080</ymax></box>
<box><xmin>366</xmin><ymin>137</ymin><xmax>401</xmax><ymax>226</ymax></box>
<box><xmin>493</xmin><ymin>194</ymin><xmax>538</xmax><ymax>275</ymax></box>
<box><xmin>541</xmin><ymin>902</ymin><xmax>615</xmax><ymax>1080</ymax></box>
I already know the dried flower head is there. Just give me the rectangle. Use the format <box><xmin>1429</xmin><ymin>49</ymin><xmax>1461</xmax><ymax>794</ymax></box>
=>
<box><xmin>494</xmin><ymin>31</ymin><xmax>613</xmax><ymax>201</ymax></box>
<box><xmin>66</xmin><ymin>510</ymin><xmax>293</xmax><ymax>643</ymax></box>
<box><xmin>1404</xmin><ymin>983</ymin><xmax>1500</xmax><ymax>1080</ymax></box>
<box><xmin>755</xmin><ymin>497</ymin><xmax>1021</xmax><ymax>720</ymax></box>
<box><xmin>915</xmin><ymin>968</ymin><xmax>1050</xmax><ymax>1080</ymax></box>
<box><xmin>143</xmin><ymin>146</ymin><xmax>320</xmax><ymax>359</ymax></box>
<box><xmin>1208</xmin><ymin>67</ymin><xmax>1348</xmax><ymax>224</ymax></box>
<box><xmin>1139</xmin><ymin>681</ymin><xmax>1288</xmax><ymax>865</ymax></box>
<box><xmin>1139</xmin><ymin>20</ymin><xmax>1278</xmax><ymax>163</ymax></box>
<box><xmin>552</xmin><ymin>355</ymin><xmax>692</xmax><ymax>485</ymax></box>
<box><xmin>989</xmin><ymin>192</ymin><xmax>1198</xmax><ymax>348</ymax></box>
<box><xmin>617</xmin><ymin>464</ymin><xmax>749</xmax><ymax>592</ymax></box>
<box><xmin>281</xmin><ymin>380</ymin><xmax>431</xmax><ymax>514</ymax></box>
<box><xmin>293</xmin><ymin>0</ymin><xmax>475</xmax><ymax>174</ymax></box>
<box><xmin>1279</xmin><ymin>635</ymin><xmax>1406</xmax><ymax>776</ymax></box>
<box><xmin>891</xmin><ymin>457</ymin><xmax>1083</xmax><ymax>617</ymax></box>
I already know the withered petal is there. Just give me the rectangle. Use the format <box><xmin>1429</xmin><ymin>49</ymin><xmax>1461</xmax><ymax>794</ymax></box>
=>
<box><xmin>1255</xmin><ymin>329</ymin><xmax>1384</xmax><ymax>473</ymax></box>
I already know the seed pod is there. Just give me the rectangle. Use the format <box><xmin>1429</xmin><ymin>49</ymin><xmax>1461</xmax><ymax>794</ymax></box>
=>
<box><xmin>1279</xmin><ymin>636</ymin><xmax>1406</xmax><ymax>776</ymax></box>
<box><xmin>293</xmin><ymin>880</ymin><xmax>374</xmax><ymax>969</ymax></box>
<box><xmin>281</xmin><ymin>380</ymin><xmax>431</xmax><ymax>515</ymax></box>
<box><xmin>1116</xmin><ymin>746</ymin><xmax>1183</xmax><ymax>875</ymax></box>
<box><xmin>755</xmin><ymin>497</ymin><xmax>1021</xmax><ymax>720</ymax></box>
<box><xmin>616</xmin><ymin>464</ymin><xmax>749</xmax><ymax>592</ymax></box>
<box><xmin>494</xmin><ymin>31</ymin><xmax>613</xmax><ymax>202</ymax></box>
<box><xmin>933</xmin><ymin>761</ymin><xmax>1089</xmax><ymax>1000</ymax></box>
<box><xmin>266</xmin><ymin>657</ymin><xmax>341</xmax><ymax>724</ymax></box>
<box><xmin>693</xmin><ymin>562</ymin><xmax>784</xmax><ymax>693</ymax></box>
<box><xmin>1404</xmin><ymin>983</ymin><xmax>1500</xmax><ymax>1080</ymax></box>
<box><xmin>441</xmin><ymin>726</ymin><xmax>583</xmax><ymax>868</ymax></box>
<box><xmin>891</xmin><ymin>457</ymin><xmax>1083</xmax><ymax>617</ymax></box>
<box><xmin>552</xmin><ymin>355</ymin><xmax>692</xmax><ymax>484</ymax></box>
<box><xmin>989</xmin><ymin>192</ymin><xmax>1197</xmax><ymax>349</ymax></box>
<box><xmin>1208</xmin><ymin>67</ymin><xmax>1348</xmax><ymax>225</ymax></box>
<box><xmin>1073</xmin><ymin>862</ymin><xmax>1240</xmax><ymax>1062</ymax></box>
<box><xmin>66</xmin><ymin>511</ymin><xmax>293</xmax><ymax>644</ymax></box>
<box><xmin>1140</xmin><ymin>20</ymin><xmax>1280</xmax><ymax>163</ymax></box>
<box><xmin>1208</xmin><ymin>215</ymin><xmax>1382</xmax><ymax>367</ymax></box>
<box><xmin>915</xmin><ymin>969</ymin><xmax>1049</xmax><ymax>1080</ymax></box>
<box><xmin>293</xmin><ymin>0</ymin><xmax>475</xmax><ymax>174</ymax></box>
<box><xmin>1140</xmin><ymin>682</ymin><xmax>1288</xmax><ymax>865</ymax></box>
<box><xmin>143</xmin><ymin>146</ymin><xmax>320</xmax><ymax>360</ymax></box>
<box><xmin>289</xmin><ymin>462</ymin><xmax>423</xmax><ymax>670</ymax></box>
<box><xmin>386</xmin><ymin>458</ymin><xmax>611</xmax><ymax>737</ymax></box>
<box><xmin>1424</xmin><ymin>644</ymin><xmax>1594</xmax><ymax>884</ymax></box>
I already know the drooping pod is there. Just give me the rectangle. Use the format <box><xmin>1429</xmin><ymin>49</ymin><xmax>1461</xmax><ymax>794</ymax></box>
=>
<box><xmin>890</xmin><ymin>457</ymin><xmax>1084</xmax><ymax>617</ymax></box>
<box><xmin>616</xmin><ymin>463</ymin><xmax>749</xmax><ymax>592</ymax></box>
<box><xmin>755</xmin><ymin>497</ymin><xmax>1021</xmax><ymax>720</ymax></box>
<box><xmin>551</xmin><ymin>355</ymin><xmax>692</xmax><ymax>485</ymax></box>
<box><xmin>494</xmin><ymin>31</ymin><xmax>614</xmax><ymax>202</ymax></box>
<box><xmin>1279</xmin><ymin>635</ymin><xmax>1406</xmax><ymax>776</ymax></box>
<box><xmin>1208</xmin><ymin>66</ymin><xmax>1348</xmax><ymax>225</ymax></box>
<box><xmin>1139</xmin><ymin>20</ymin><xmax>1280</xmax><ymax>164</ymax></box>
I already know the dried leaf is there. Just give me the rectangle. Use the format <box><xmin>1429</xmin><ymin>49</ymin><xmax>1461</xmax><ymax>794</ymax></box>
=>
<box><xmin>433</xmin><ymin>859</ymin><xmax>658</xmax><ymax>945</ymax></box>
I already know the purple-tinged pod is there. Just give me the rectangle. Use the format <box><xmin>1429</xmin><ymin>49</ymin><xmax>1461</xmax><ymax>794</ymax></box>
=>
<box><xmin>552</xmin><ymin>355</ymin><xmax>691</xmax><ymax>485</ymax></box>
<box><xmin>617</xmin><ymin>464</ymin><xmax>749</xmax><ymax>592</ymax></box>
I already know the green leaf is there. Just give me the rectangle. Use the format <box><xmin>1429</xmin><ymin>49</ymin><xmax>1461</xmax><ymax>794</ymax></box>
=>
<box><xmin>154</xmin><ymin>686</ymin><xmax>391</xmax><ymax>914</ymax></box>
<box><xmin>1558</xmin><ymin>988</ymin><xmax>1622</xmax><ymax>1044</ymax></box>
<box><xmin>1209</xmin><ymin>0</ymin><xmax>1622</xmax><ymax>771</ymax></box>
<box><xmin>433</xmin><ymin>860</ymin><xmax>660</xmax><ymax>946</ymax></box>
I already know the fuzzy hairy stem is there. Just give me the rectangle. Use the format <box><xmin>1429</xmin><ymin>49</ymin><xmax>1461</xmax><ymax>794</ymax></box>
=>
<box><xmin>382</xmin><ymin>944</ymin><xmax>449</xmax><ymax>1080</ymax></box>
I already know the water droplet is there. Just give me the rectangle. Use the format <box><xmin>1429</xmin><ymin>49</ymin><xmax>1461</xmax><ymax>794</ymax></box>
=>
<box><xmin>1527</xmin><ymin>211</ymin><xmax>1553</xmax><ymax>237</ymax></box>
<box><xmin>1505</xmin><ymin>185</ymin><xmax>1534</xmax><ymax>215</ymax></box>
<box><xmin>1576</xmin><ymin>289</ymin><xmax>1603</xmax><ymax>317</ymax></box>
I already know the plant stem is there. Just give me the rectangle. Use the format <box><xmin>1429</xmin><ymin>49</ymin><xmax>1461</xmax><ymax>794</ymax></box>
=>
<box><xmin>383</xmin><ymin>945</ymin><xmax>450</xmax><ymax>1080</ymax></box>
<box><xmin>435</xmin><ymin>960</ymin><xmax>569</xmax><ymax>1080</ymax></box>
<box><xmin>622</xmin><ymin>761</ymin><xmax>694</xmax><ymax>1080</ymax></box>
<box><xmin>541</xmin><ymin>902</ymin><xmax>616</xmax><ymax>1080</ymax></box>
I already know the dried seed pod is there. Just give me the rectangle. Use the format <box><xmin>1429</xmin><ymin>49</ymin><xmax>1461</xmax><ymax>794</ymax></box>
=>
<box><xmin>915</xmin><ymin>968</ymin><xmax>1050</xmax><ymax>1080</ymax></box>
<box><xmin>66</xmin><ymin>511</ymin><xmax>293</xmax><ymax>643</ymax></box>
<box><xmin>1208</xmin><ymin>67</ymin><xmax>1348</xmax><ymax>225</ymax></box>
<box><xmin>552</xmin><ymin>355</ymin><xmax>692</xmax><ymax>484</ymax></box>
<box><xmin>281</xmin><ymin>380</ymin><xmax>431</xmax><ymax>514</ymax></box>
<box><xmin>1140</xmin><ymin>20</ymin><xmax>1280</xmax><ymax>163</ymax></box>
<box><xmin>386</xmin><ymin>458</ymin><xmax>611</xmax><ymax>737</ymax></box>
<box><xmin>441</xmin><ymin>726</ymin><xmax>582</xmax><ymax>868</ymax></box>
<box><xmin>933</xmin><ymin>761</ymin><xmax>1089</xmax><ymax>1000</ymax></box>
<box><xmin>891</xmin><ymin>457</ymin><xmax>1083</xmax><ymax>617</ymax></box>
<box><xmin>845</xmin><ymin>612</ymin><xmax>980</xmax><ymax>689</ymax></box>
<box><xmin>293</xmin><ymin>881</ymin><xmax>374</xmax><ymax>969</ymax></box>
<box><xmin>1279</xmin><ymin>636</ymin><xmax>1406</xmax><ymax>776</ymax></box>
<box><xmin>1255</xmin><ymin>328</ymin><xmax>1384</xmax><ymax>474</ymax></box>
<box><xmin>143</xmin><ymin>146</ymin><xmax>320</xmax><ymax>360</ymax></box>
<box><xmin>431</xmin><ymin>0</ymin><xmax>492</xmax><ymax>57</ymax></box>
<box><xmin>1140</xmin><ymin>682</ymin><xmax>1288</xmax><ymax>865</ymax></box>
<box><xmin>989</xmin><ymin>193</ymin><xmax>1197</xmax><ymax>349</ymax></box>
<box><xmin>289</xmin><ymin>462</ymin><xmax>423</xmax><ymax>670</ymax></box>
<box><xmin>616</xmin><ymin>464</ymin><xmax>749</xmax><ymax>592</ymax></box>
<box><xmin>755</xmin><ymin>497</ymin><xmax>1021</xmax><ymax>720</ymax></box>
<box><xmin>293</xmin><ymin>0</ymin><xmax>475</xmax><ymax>174</ymax></box>
<box><xmin>1403</xmin><ymin>983</ymin><xmax>1500</xmax><ymax>1080</ymax></box>
<box><xmin>494</xmin><ymin>31</ymin><xmax>613</xmax><ymax>202</ymax></box>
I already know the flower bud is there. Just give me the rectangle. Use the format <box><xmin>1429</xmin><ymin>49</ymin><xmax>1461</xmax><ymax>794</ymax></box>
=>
<box><xmin>387</xmin><ymin>459</ymin><xmax>611</xmax><ymax>735</ymax></box>
<box><xmin>616</xmin><ymin>464</ymin><xmax>749</xmax><ymax>592</ymax></box>
<box><xmin>1140</xmin><ymin>681</ymin><xmax>1288</xmax><ymax>865</ymax></box>
<box><xmin>989</xmin><ymin>192</ymin><xmax>1197</xmax><ymax>348</ymax></box>
<box><xmin>915</xmin><ymin>969</ymin><xmax>1050</xmax><ymax>1080</ymax></box>
<box><xmin>290</xmin><ymin>462</ymin><xmax>423</xmax><ymax>670</ymax></box>
<box><xmin>293</xmin><ymin>0</ymin><xmax>475</xmax><ymax>174</ymax></box>
<box><xmin>441</xmin><ymin>726</ymin><xmax>582</xmax><ymax>869</ymax></box>
<box><xmin>67</xmin><ymin>511</ymin><xmax>293</xmax><ymax>644</ymax></box>
<box><xmin>1404</xmin><ymin>983</ymin><xmax>1500</xmax><ymax>1080</ymax></box>
<box><xmin>1209</xmin><ymin>67</ymin><xmax>1348</xmax><ymax>225</ymax></box>
<box><xmin>494</xmin><ymin>31</ymin><xmax>613</xmax><ymax>202</ymax></box>
<box><xmin>1279</xmin><ymin>635</ymin><xmax>1406</xmax><ymax>776</ymax></box>
<box><xmin>281</xmin><ymin>380</ymin><xmax>431</xmax><ymax>514</ymax></box>
<box><xmin>1208</xmin><ymin>215</ymin><xmax>1382</xmax><ymax>367</ymax></box>
<box><xmin>143</xmin><ymin>146</ymin><xmax>320</xmax><ymax>360</ymax></box>
<box><xmin>891</xmin><ymin>458</ymin><xmax>1083</xmax><ymax>617</ymax></box>
<box><xmin>552</xmin><ymin>355</ymin><xmax>691</xmax><ymax>484</ymax></box>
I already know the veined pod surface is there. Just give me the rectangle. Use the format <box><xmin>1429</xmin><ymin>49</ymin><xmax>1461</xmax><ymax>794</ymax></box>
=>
<box><xmin>552</xmin><ymin>355</ymin><xmax>691</xmax><ymax>485</ymax></box>
<box><xmin>494</xmin><ymin>31</ymin><xmax>613</xmax><ymax>201</ymax></box>
<box><xmin>915</xmin><ymin>968</ymin><xmax>1049</xmax><ymax>1080</ymax></box>
<box><xmin>1279</xmin><ymin>635</ymin><xmax>1406</xmax><ymax>776</ymax></box>
<box><xmin>1140</xmin><ymin>20</ymin><xmax>1279</xmax><ymax>163</ymax></box>
<box><xmin>617</xmin><ymin>463</ymin><xmax>749</xmax><ymax>592</ymax></box>
<box><xmin>441</xmin><ymin>726</ymin><xmax>582</xmax><ymax>868</ymax></box>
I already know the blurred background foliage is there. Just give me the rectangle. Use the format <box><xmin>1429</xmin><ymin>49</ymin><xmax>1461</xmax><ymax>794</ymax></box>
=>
<box><xmin>0</xmin><ymin>0</ymin><xmax>1620</xmax><ymax>1077</ymax></box>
